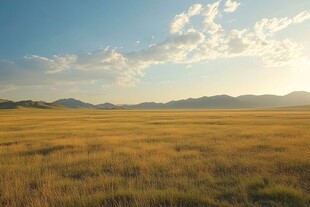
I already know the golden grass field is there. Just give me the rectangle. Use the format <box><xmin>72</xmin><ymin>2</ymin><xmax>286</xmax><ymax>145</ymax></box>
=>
<box><xmin>0</xmin><ymin>109</ymin><xmax>309</xmax><ymax>207</ymax></box>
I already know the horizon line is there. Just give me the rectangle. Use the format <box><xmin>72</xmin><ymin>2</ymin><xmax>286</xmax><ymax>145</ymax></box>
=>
<box><xmin>1</xmin><ymin>90</ymin><xmax>309</xmax><ymax>106</ymax></box>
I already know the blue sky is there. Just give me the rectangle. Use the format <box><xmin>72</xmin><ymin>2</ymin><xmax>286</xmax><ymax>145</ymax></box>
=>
<box><xmin>0</xmin><ymin>0</ymin><xmax>310</xmax><ymax>104</ymax></box>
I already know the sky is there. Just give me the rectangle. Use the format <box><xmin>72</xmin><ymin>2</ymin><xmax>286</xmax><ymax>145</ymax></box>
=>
<box><xmin>0</xmin><ymin>0</ymin><xmax>310</xmax><ymax>104</ymax></box>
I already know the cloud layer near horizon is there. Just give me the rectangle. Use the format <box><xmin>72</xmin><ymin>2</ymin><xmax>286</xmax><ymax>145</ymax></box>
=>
<box><xmin>0</xmin><ymin>0</ymin><xmax>309</xmax><ymax>88</ymax></box>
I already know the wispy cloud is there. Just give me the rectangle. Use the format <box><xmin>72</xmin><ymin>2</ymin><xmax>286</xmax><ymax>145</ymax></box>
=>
<box><xmin>224</xmin><ymin>0</ymin><xmax>240</xmax><ymax>13</ymax></box>
<box><xmin>0</xmin><ymin>0</ymin><xmax>309</xmax><ymax>87</ymax></box>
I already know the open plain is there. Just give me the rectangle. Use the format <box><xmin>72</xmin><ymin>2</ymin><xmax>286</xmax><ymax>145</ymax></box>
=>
<box><xmin>0</xmin><ymin>109</ymin><xmax>309</xmax><ymax>207</ymax></box>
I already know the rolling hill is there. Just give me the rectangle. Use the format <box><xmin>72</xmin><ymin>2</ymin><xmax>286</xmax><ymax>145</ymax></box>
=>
<box><xmin>53</xmin><ymin>98</ymin><xmax>94</xmax><ymax>108</ymax></box>
<box><xmin>1</xmin><ymin>91</ymin><xmax>310</xmax><ymax>110</ymax></box>
<box><xmin>0</xmin><ymin>100</ymin><xmax>60</xmax><ymax>109</ymax></box>
<box><xmin>53</xmin><ymin>98</ymin><xmax>122</xmax><ymax>109</ymax></box>
<box><xmin>0</xmin><ymin>99</ymin><xmax>11</xmax><ymax>103</ymax></box>
<box><xmin>236</xmin><ymin>91</ymin><xmax>310</xmax><ymax>108</ymax></box>
<box><xmin>124</xmin><ymin>91</ymin><xmax>310</xmax><ymax>109</ymax></box>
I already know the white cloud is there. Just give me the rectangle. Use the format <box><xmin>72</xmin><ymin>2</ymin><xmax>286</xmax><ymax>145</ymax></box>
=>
<box><xmin>293</xmin><ymin>10</ymin><xmax>310</xmax><ymax>23</ymax></box>
<box><xmin>224</xmin><ymin>0</ymin><xmax>240</xmax><ymax>13</ymax></box>
<box><xmin>188</xmin><ymin>4</ymin><xmax>204</xmax><ymax>17</ymax></box>
<box><xmin>170</xmin><ymin>13</ymin><xmax>189</xmax><ymax>34</ymax></box>
<box><xmin>170</xmin><ymin>3</ymin><xmax>204</xmax><ymax>34</ymax></box>
<box><xmin>0</xmin><ymin>1</ymin><xmax>309</xmax><ymax>87</ymax></box>
<box><xmin>202</xmin><ymin>1</ymin><xmax>223</xmax><ymax>36</ymax></box>
<box><xmin>255</xmin><ymin>10</ymin><xmax>310</xmax><ymax>39</ymax></box>
<box><xmin>48</xmin><ymin>54</ymin><xmax>77</xmax><ymax>73</ymax></box>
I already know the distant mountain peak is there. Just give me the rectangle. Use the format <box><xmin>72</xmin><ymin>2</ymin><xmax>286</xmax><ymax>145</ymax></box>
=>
<box><xmin>53</xmin><ymin>98</ymin><xmax>94</xmax><ymax>108</ymax></box>
<box><xmin>286</xmin><ymin>91</ymin><xmax>310</xmax><ymax>96</ymax></box>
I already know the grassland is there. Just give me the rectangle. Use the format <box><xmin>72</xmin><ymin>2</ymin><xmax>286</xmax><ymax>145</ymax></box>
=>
<box><xmin>0</xmin><ymin>109</ymin><xmax>309</xmax><ymax>207</ymax></box>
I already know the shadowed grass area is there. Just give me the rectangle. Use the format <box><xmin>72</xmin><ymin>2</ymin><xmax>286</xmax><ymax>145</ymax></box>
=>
<box><xmin>0</xmin><ymin>109</ymin><xmax>310</xmax><ymax>206</ymax></box>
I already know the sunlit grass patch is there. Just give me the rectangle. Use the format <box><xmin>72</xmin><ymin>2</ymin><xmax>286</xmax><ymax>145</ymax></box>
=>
<box><xmin>0</xmin><ymin>109</ymin><xmax>309</xmax><ymax>206</ymax></box>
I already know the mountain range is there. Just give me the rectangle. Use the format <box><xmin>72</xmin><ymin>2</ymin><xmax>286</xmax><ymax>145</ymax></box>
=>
<box><xmin>1</xmin><ymin>91</ymin><xmax>310</xmax><ymax>110</ymax></box>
